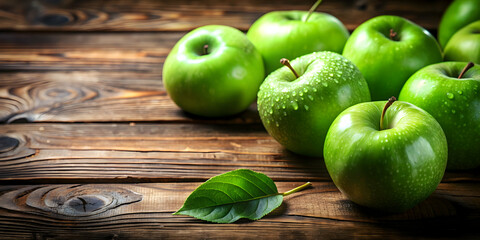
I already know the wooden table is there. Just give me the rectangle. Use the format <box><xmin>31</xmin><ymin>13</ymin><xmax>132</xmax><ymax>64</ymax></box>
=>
<box><xmin>0</xmin><ymin>0</ymin><xmax>479</xmax><ymax>239</ymax></box>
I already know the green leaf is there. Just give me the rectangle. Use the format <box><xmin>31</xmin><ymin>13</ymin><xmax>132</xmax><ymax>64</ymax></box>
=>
<box><xmin>174</xmin><ymin>169</ymin><xmax>311</xmax><ymax>223</ymax></box>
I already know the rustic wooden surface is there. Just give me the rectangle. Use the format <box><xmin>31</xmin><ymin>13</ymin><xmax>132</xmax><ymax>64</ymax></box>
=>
<box><xmin>0</xmin><ymin>0</ymin><xmax>479</xmax><ymax>239</ymax></box>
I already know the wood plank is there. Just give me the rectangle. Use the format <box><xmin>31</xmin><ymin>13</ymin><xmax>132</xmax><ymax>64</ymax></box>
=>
<box><xmin>0</xmin><ymin>71</ymin><xmax>261</xmax><ymax>123</ymax></box>
<box><xmin>0</xmin><ymin>32</ymin><xmax>178</xmax><ymax>71</ymax></box>
<box><xmin>0</xmin><ymin>181</ymin><xmax>478</xmax><ymax>239</ymax></box>
<box><xmin>0</xmin><ymin>0</ymin><xmax>448</xmax><ymax>32</ymax></box>
<box><xmin>0</xmin><ymin>33</ymin><xmax>263</xmax><ymax>123</ymax></box>
<box><xmin>0</xmin><ymin>123</ymin><xmax>478</xmax><ymax>183</ymax></box>
<box><xmin>0</xmin><ymin>123</ymin><xmax>324</xmax><ymax>182</ymax></box>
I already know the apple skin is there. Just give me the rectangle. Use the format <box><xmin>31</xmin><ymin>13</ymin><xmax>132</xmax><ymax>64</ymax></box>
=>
<box><xmin>399</xmin><ymin>62</ymin><xmax>480</xmax><ymax>170</ymax></box>
<box><xmin>257</xmin><ymin>51</ymin><xmax>370</xmax><ymax>157</ymax></box>
<box><xmin>324</xmin><ymin>101</ymin><xmax>448</xmax><ymax>212</ymax></box>
<box><xmin>163</xmin><ymin>25</ymin><xmax>264</xmax><ymax>117</ymax></box>
<box><xmin>438</xmin><ymin>0</ymin><xmax>480</xmax><ymax>48</ymax></box>
<box><xmin>444</xmin><ymin>21</ymin><xmax>480</xmax><ymax>64</ymax></box>
<box><xmin>342</xmin><ymin>15</ymin><xmax>443</xmax><ymax>101</ymax></box>
<box><xmin>247</xmin><ymin>11</ymin><xmax>349</xmax><ymax>75</ymax></box>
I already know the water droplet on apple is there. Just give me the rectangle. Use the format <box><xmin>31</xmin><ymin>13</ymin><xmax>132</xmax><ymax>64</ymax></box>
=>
<box><xmin>276</xmin><ymin>122</ymin><xmax>279</xmax><ymax>127</ymax></box>
<box><xmin>451</xmin><ymin>109</ymin><xmax>456</xmax><ymax>114</ymax></box>
<box><xmin>312</xmin><ymin>88</ymin><xmax>318</xmax><ymax>92</ymax></box>
<box><xmin>275</xmin><ymin>97</ymin><xmax>280</xmax><ymax>102</ymax></box>
<box><xmin>457</xmin><ymin>90</ymin><xmax>463</xmax><ymax>95</ymax></box>
<box><xmin>292</xmin><ymin>92</ymin><xmax>296</xmax><ymax>96</ymax></box>
<box><xmin>299</xmin><ymin>92</ymin><xmax>304</xmax><ymax>96</ymax></box>
<box><xmin>282</xmin><ymin>104</ymin><xmax>286</xmax><ymax>109</ymax></box>
<box><xmin>291</xmin><ymin>101</ymin><xmax>298</xmax><ymax>110</ymax></box>
<box><xmin>446</xmin><ymin>92</ymin><xmax>454</xmax><ymax>99</ymax></box>
<box><xmin>269</xmin><ymin>109</ymin><xmax>273</xmax><ymax>114</ymax></box>
<box><xmin>308</xmin><ymin>95</ymin><xmax>314</xmax><ymax>101</ymax></box>
<box><xmin>322</xmin><ymin>82</ymin><xmax>328</xmax><ymax>87</ymax></box>
<box><xmin>283</xmin><ymin>111</ymin><xmax>287</xmax><ymax>116</ymax></box>
<box><xmin>329</xmin><ymin>73</ymin><xmax>334</xmax><ymax>77</ymax></box>
<box><xmin>304</xmin><ymin>88</ymin><xmax>308</xmax><ymax>93</ymax></box>
<box><xmin>304</xmin><ymin>105</ymin><xmax>309</xmax><ymax>111</ymax></box>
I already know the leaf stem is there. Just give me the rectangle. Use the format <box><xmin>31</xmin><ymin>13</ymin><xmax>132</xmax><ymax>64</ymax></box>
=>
<box><xmin>458</xmin><ymin>62</ymin><xmax>474</xmax><ymax>79</ymax></box>
<box><xmin>280</xmin><ymin>58</ymin><xmax>300</xmax><ymax>79</ymax></box>
<box><xmin>380</xmin><ymin>96</ymin><xmax>396</xmax><ymax>131</ymax></box>
<box><xmin>203</xmin><ymin>44</ymin><xmax>209</xmax><ymax>55</ymax></box>
<box><xmin>389</xmin><ymin>29</ymin><xmax>398</xmax><ymax>40</ymax></box>
<box><xmin>282</xmin><ymin>182</ymin><xmax>312</xmax><ymax>196</ymax></box>
<box><xmin>304</xmin><ymin>0</ymin><xmax>322</xmax><ymax>22</ymax></box>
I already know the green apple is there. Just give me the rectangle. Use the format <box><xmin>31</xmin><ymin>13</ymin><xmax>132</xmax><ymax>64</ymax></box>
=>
<box><xmin>438</xmin><ymin>0</ymin><xmax>480</xmax><ymax>48</ymax></box>
<box><xmin>257</xmin><ymin>51</ymin><xmax>370</xmax><ymax>157</ymax></box>
<box><xmin>342</xmin><ymin>15</ymin><xmax>443</xmax><ymax>101</ymax></box>
<box><xmin>324</xmin><ymin>98</ymin><xmax>448</xmax><ymax>212</ymax></box>
<box><xmin>247</xmin><ymin>0</ymin><xmax>349</xmax><ymax>75</ymax></box>
<box><xmin>399</xmin><ymin>62</ymin><xmax>480</xmax><ymax>170</ymax></box>
<box><xmin>163</xmin><ymin>25</ymin><xmax>264</xmax><ymax>117</ymax></box>
<box><xmin>444</xmin><ymin>21</ymin><xmax>480</xmax><ymax>64</ymax></box>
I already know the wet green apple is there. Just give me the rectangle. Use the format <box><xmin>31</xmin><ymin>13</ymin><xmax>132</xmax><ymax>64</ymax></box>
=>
<box><xmin>444</xmin><ymin>21</ymin><xmax>480</xmax><ymax>64</ymax></box>
<box><xmin>163</xmin><ymin>25</ymin><xmax>264</xmax><ymax>117</ymax></box>
<box><xmin>438</xmin><ymin>0</ymin><xmax>480</xmax><ymax>48</ymax></box>
<box><xmin>324</xmin><ymin>99</ymin><xmax>447</xmax><ymax>212</ymax></box>
<box><xmin>399</xmin><ymin>62</ymin><xmax>480</xmax><ymax>170</ymax></box>
<box><xmin>257</xmin><ymin>51</ymin><xmax>370</xmax><ymax>157</ymax></box>
<box><xmin>247</xmin><ymin>0</ymin><xmax>349</xmax><ymax>75</ymax></box>
<box><xmin>343</xmin><ymin>15</ymin><xmax>442</xmax><ymax>100</ymax></box>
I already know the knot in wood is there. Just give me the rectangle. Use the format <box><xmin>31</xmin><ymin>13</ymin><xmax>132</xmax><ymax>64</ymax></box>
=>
<box><xmin>40</xmin><ymin>13</ymin><xmax>71</xmax><ymax>26</ymax></box>
<box><xmin>39</xmin><ymin>185</ymin><xmax>143</xmax><ymax>217</ymax></box>
<box><xmin>67</xmin><ymin>195</ymin><xmax>108</xmax><ymax>213</ymax></box>
<box><xmin>0</xmin><ymin>136</ymin><xmax>19</xmax><ymax>153</ymax></box>
<box><xmin>0</xmin><ymin>185</ymin><xmax>143</xmax><ymax>219</ymax></box>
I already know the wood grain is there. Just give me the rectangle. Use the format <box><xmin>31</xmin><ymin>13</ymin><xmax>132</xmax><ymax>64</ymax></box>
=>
<box><xmin>0</xmin><ymin>123</ymin><xmax>478</xmax><ymax>184</ymax></box>
<box><xmin>0</xmin><ymin>33</ymin><xmax>265</xmax><ymax>123</ymax></box>
<box><xmin>0</xmin><ymin>181</ymin><xmax>478</xmax><ymax>239</ymax></box>
<box><xmin>0</xmin><ymin>70</ymin><xmax>261</xmax><ymax>123</ymax></box>
<box><xmin>0</xmin><ymin>32</ymin><xmax>178</xmax><ymax>71</ymax></box>
<box><xmin>0</xmin><ymin>0</ymin><xmax>449</xmax><ymax>32</ymax></box>
<box><xmin>0</xmin><ymin>123</ymin><xmax>324</xmax><ymax>182</ymax></box>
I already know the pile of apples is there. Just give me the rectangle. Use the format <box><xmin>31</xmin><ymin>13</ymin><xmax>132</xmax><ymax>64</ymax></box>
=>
<box><xmin>163</xmin><ymin>0</ymin><xmax>480</xmax><ymax>212</ymax></box>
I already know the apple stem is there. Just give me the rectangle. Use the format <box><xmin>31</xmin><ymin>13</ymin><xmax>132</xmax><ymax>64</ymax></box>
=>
<box><xmin>389</xmin><ymin>29</ymin><xmax>397</xmax><ymax>40</ymax></box>
<box><xmin>458</xmin><ymin>62</ymin><xmax>475</xmax><ymax>79</ymax></box>
<box><xmin>203</xmin><ymin>44</ymin><xmax>209</xmax><ymax>55</ymax></box>
<box><xmin>304</xmin><ymin>0</ymin><xmax>322</xmax><ymax>22</ymax></box>
<box><xmin>282</xmin><ymin>182</ymin><xmax>312</xmax><ymax>196</ymax></box>
<box><xmin>380</xmin><ymin>96</ymin><xmax>397</xmax><ymax>131</ymax></box>
<box><xmin>280</xmin><ymin>58</ymin><xmax>300</xmax><ymax>78</ymax></box>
